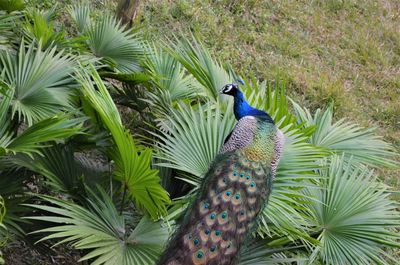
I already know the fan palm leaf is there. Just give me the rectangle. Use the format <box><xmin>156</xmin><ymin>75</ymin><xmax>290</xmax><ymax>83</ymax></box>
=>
<box><xmin>10</xmin><ymin>144</ymin><xmax>105</xmax><ymax>198</ymax></box>
<box><xmin>0</xmin><ymin>114</ymin><xmax>83</xmax><ymax>156</ymax></box>
<box><xmin>304</xmin><ymin>155</ymin><xmax>400</xmax><ymax>264</ymax></box>
<box><xmin>86</xmin><ymin>15</ymin><xmax>146</xmax><ymax>73</ymax></box>
<box><xmin>142</xmin><ymin>46</ymin><xmax>203</xmax><ymax>129</ymax></box>
<box><xmin>145</xmin><ymin>46</ymin><xmax>200</xmax><ymax>102</ymax></box>
<box><xmin>170</xmin><ymin>37</ymin><xmax>234</xmax><ymax>101</ymax></box>
<box><xmin>293</xmin><ymin>103</ymin><xmax>399</xmax><ymax>168</ymax></box>
<box><xmin>68</xmin><ymin>2</ymin><xmax>91</xmax><ymax>33</ymax></box>
<box><xmin>26</xmin><ymin>188</ymin><xmax>170</xmax><ymax>265</ymax></box>
<box><xmin>153</xmin><ymin>102</ymin><xmax>236</xmax><ymax>179</ymax></box>
<box><xmin>238</xmin><ymin>238</ymin><xmax>305</xmax><ymax>265</ymax></box>
<box><xmin>0</xmin><ymin>41</ymin><xmax>75</xmax><ymax>125</ymax></box>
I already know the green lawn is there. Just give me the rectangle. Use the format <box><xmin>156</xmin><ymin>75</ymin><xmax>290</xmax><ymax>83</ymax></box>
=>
<box><xmin>140</xmin><ymin>0</ymin><xmax>400</xmax><ymax>186</ymax></box>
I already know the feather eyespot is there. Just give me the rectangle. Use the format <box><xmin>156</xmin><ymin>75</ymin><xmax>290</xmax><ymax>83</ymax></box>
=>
<box><xmin>215</xmin><ymin>230</ymin><xmax>221</xmax><ymax>236</ymax></box>
<box><xmin>225</xmin><ymin>191</ymin><xmax>231</xmax><ymax>196</ymax></box>
<box><xmin>193</xmin><ymin>238</ymin><xmax>200</xmax><ymax>246</ymax></box>
<box><xmin>196</xmin><ymin>250</ymin><xmax>204</xmax><ymax>259</ymax></box>
<box><xmin>192</xmin><ymin>249</ymin><xmax>207</xmax><ymax>264</ymax></box>
<box><xmin>210</xmin><ymin>246</ymin><xmax>216</xmax><ymax>252</ymax></box>
<box><xmin>210</xmin><ymin>213</ymin><xmax>216</xmax><ymax>220</ymax></box>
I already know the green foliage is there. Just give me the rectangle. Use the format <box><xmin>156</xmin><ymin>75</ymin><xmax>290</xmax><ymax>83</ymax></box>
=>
<box><xmin>305</xmin><ymin>156</ymin><xmax>400</xmax><ymax>264</ymax></box>
<box><xmin>1</xmin><ymin>114</ymin><xmax>83</xmax><ymax>156</ymax></box>
<box><xmin>293</xmin><ymin>103</ymin><xmax>399</xmax><ymax>168</ymax></box>
<box><xmin>0</xmin><ymin>196</ymin><xmax>4</xmax><ymax>224</ymax></box>
<box><xmin>143</xmin><ymin>46</ymin><xmax>201</xmax><ymax>123</ymax></box>
<box><xmin>68</xmin><ymin>2</ymin><xmax>91</xmax><ymax>33</ymax></box>
<box><xmin>85</xmin><ymin>15</ymin><xmax>146</xmax><ymax>73</ymax></box>
<box><xmin>26</xmin><ymin>188</ymin><xmax>170</xmax><ymax>265</ymax></box>
<box><xmin>78</xmin><ymin>66</ymin><xmax>170</xmax><ymax>219</ymax></box>
<box><xmin>23</xmin><ymin>9</ymin><xmax>66</xmax><ymax>49</ymax></box>
<box><xmin>0</xmin><ymin>0</ymin><xmax>24</xmax><ymax>12</ymax></box>
<box><xmin>154</xmin><ymin>103</ymin><xmax>235</xmax><ymax>180</ymax></box>
<box><xmin>12</xmin><ymin>144</ymin><xmax>103</xmax><ymax>197</ymax></box>
<box><xmin>0</xmin><ymin>11</ymin><xmax>19</xmax><ymax>50</ymax></box>
<box><xmin>170</xmin><ymin>37</ymin><xmax>234</xmax><ymax>101</ymax></box>
<box><xmin>0</xmin><ymin>41</ymin><xmax>75</xmax><ymax>125</ymax></box>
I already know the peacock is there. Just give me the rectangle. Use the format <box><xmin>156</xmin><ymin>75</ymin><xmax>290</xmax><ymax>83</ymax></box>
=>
<box><xmin>158</xmin><ymin>83</ymin><xmax>284</xmax><ymax>265</ymax></box>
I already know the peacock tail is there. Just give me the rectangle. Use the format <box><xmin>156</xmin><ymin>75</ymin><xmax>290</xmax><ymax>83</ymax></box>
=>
<box><xmin>158</xmin><ymin>116</ymin><xmax>284</xmax><ymax>265</ymax></box>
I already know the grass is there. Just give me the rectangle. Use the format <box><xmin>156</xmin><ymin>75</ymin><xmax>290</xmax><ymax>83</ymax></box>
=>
<box><xmin>139</xmin><ymin>0</ymin><xmax>400</xmax><ymax>186</ymax></box>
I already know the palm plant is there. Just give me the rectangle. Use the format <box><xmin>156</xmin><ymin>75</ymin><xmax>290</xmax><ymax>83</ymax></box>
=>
<box><xmin>293</xmin><ymin>103</ymin><xmax>399</xmax><ymax>168</ymax></box>
<box><xmin>0</xmin><ymin>41</ymin><xmax>75</xmax><ymax>125</ymax></box>
<box><xmin>23</xmin><ymin>9</ymin><xmax>66</xmax><ymax>50</ymax></box>
<box><xmin>68</xmin><ymin>2</ymin><xmax>91</xmax><ymax>34</ymax></box>
<box><xmin>170</xmin><ymin>37</ymin><xmax>235</xmax><ymax>101</ymax></box>
<box><xmin>142</xmin><ymin>46</ymin><xmax>202</xmax><ymax>126</ymax></box>
<box><xmin>77</xmin><ymin>66</ymin><xmax>170</xmax><ymax>219</ymax></box>
<box><xmin>304</xmin><ymin>156</ymin><xmax>400</xmax><ymax>264</ymax></box>
<box><xmin>0</xmin><ymin>11</ymin><xmax>19</xmax><ymax>51</ymax></box>
<box><xmin>85</xmin><ymin>14</ymin><xmax>147</xmax><ymax>73</ymax></box>
<box><xmin>26</xmin><ymin>188</ymin><xmax>170</xmax><ymax>265</ymax></box>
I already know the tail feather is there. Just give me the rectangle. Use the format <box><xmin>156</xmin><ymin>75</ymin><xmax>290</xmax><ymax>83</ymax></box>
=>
<box><xmin>158</xmin><ymin>151</ymin><xmax>273</xmax><ymax>265</ymax></box>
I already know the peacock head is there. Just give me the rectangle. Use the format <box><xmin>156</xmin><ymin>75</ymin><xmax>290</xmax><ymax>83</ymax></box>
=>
<box><xmin>220</xmin><ymin>83</ymin><xmax>239</xmax><ymax>96</ymax></box>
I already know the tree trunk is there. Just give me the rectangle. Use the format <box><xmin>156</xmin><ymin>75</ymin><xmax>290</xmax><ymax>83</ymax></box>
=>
<box><xmin>116</xmin><ymin>0</ymin><xmax>140</xmax><ymax>27</ymax></box>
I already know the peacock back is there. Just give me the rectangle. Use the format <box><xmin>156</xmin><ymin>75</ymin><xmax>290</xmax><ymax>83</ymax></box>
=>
<box><xmin>158</xmin><ymin>115</ymin><xmax>284</xmax><ymax>265</ymax></box>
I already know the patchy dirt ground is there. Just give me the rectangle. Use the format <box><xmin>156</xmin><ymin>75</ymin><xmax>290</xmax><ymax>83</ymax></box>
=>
<box><xmin>3</xmin><ymin>240</ymin><xmax>80</xmax><ymax>265</ymax></box>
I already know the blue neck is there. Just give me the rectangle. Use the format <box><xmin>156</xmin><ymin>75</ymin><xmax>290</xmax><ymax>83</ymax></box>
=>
<box><xmin>233</xmin><ymin>90</ymin><xmax>274</xmax><ymax>123</ymax></box>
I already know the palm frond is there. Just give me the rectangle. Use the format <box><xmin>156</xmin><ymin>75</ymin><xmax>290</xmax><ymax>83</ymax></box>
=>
<box><xmin>0</xmin><ymin>41</ymin><xmax>75</xmax><ymax>125</ymax></box>
<box><xmin>68</xmin><ymin>2</ymin><xmax>91</xmax><ymax>33</ymax></box>
<box><xmin>26</xmin><ymin>188</ymin><xmax>170</xmax><ymax>265</ymax></box>
<box><xmin>145</xmin><ymin>46</ymin><xmax>201</xmax><ymax>102</ymax></box>
<box><xmin>293</xmin><ymin>103</ymin><xmax>399</xmax><ymax>168</ymax></box>
<box><xmin>11</xmin><ymin>144</ymin><xmax>104</xmax><ymax>197</ymax></box>
<box><xmin>77</xmin><ymin>66</ymin><xmax>170</xmax><ymax>219</ymax></box>
<box><xmin>153</xmin><ymin>103</ymin><xmax>236</xmax><ymax>180</ymax></box>
<box><xmin>23</xmin><ymin>10</ymin><xmax>66</xmax><ymax>49</ymax></box>
<box><xmin>238</xmin><ymin>238</ymin><xmax>306</xmax><ymax>265</ymax></box>
<box><xmin>86</xmin><ymin>15</ymin><xmax>147</xmax><ymax>73</ymax></box>
<box><xmin>0</xmin><ymin>195</ymin><xmax>4</xmax><ymax>223</ymax></box>
<box><xmin>141</xmin><ymin>46</ymin><xmax>205</xmax><ymax>130</ymax></box>
<box><xmin>1</xmin><ymin>114</ymin><xmax>83</xmax><ymax>156</ymax></box>
<box><xmin>304</xmin><ymin>155</ymin><xmax>400</xmax><ymax>264</ymax></box>
<box><xmin>0</xmin><ymin>11</ymin><xmax>20</xmax><ymax>51</ymax></box>
<box><xmin>170</xmin><ymin>37</ymin><xmax>234</xmax><ymax>101</ymax></box>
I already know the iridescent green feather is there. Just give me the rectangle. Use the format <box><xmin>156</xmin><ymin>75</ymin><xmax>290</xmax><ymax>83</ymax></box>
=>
<box><xmin>158</xmin><ymin>116</ymin><xmax>283</xmax><ymax>265</ymax></box>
